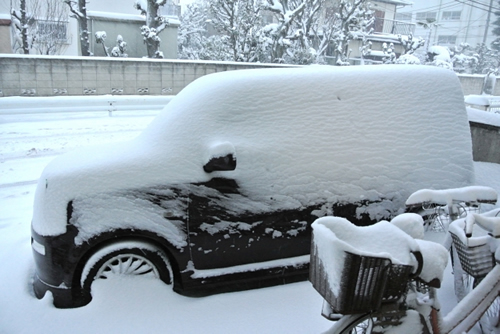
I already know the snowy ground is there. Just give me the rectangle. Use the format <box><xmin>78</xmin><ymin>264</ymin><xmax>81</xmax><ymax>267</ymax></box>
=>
<box><xmin>1</xmin><ymin>104</ymin><xmax>499</xmax><ymax>333</ymax></box>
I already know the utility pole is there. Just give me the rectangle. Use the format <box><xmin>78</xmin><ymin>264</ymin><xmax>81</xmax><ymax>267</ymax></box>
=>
<box><xmin>483</xmin><ymin>0</ymin><xmax>494</xmax><ymax>44</ymax></box>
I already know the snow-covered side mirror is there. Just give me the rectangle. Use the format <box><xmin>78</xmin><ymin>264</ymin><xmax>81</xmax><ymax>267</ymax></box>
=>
<box><xmin>203</xmin><ymin>142</ymin><xmax>237</xmax><ymax>173</ymax></box>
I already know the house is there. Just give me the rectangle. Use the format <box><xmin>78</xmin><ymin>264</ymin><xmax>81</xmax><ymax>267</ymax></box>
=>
<box><xmin>395</xmin><ymin>0</ymin><xmax>497</xmax><ymax>51</ymax></box>
<box><xmin>0</xmin><ymin>0</ymin><xmax>180</xmax><ymax>58</ymax></box>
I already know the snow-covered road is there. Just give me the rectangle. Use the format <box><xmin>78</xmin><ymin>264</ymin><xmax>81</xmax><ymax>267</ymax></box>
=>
<box><xmin>0</xmin><ymin>106</ymin><xmax>497</xmax><ymax>333</ymax></box>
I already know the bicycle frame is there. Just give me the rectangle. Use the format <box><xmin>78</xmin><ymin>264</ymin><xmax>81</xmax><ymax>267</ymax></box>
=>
<box><xmin>440</xmin><ymin>263</ymin><xmax>500</xmax><ymax>334</ymax></box>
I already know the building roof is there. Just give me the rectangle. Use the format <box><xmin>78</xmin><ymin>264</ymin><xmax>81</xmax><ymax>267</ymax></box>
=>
<box><xmin>375</xmin><ymin>0</ymin><xmax>412</xmax><ymax>6</ymax></box>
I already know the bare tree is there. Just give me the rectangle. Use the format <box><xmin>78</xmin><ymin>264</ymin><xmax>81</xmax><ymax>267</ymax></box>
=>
<box><xmin>134</xmin><ymin>0</ymin><xmax>170</xmax><ymax>58</ymax></box>
<box><xmin>10</xmin><ymin>0</ymin><xmax>32</xmax><ymax>54</ymax></box>
<box><xmin>64</xmin><ymin>0</ymin><xmax>91</xmax><ymax>56</ymax></box>
<box><xmin>11</xmin><ymin>0</ymin><xmax>70</xmax><ymax>55</ymax></box>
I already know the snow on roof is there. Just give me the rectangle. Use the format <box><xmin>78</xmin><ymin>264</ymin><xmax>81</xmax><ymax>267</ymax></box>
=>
<box><xmin>87</xmin><ymin>11</ymin><xmax>146</xmax><ymax>22</ymax></box>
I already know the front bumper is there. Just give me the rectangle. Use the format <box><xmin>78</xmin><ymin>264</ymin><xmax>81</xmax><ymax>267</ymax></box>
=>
<box><xmin>31</xmin><ymin>225</ymin><xmax>90</xmax><ymax>308</ymax></box>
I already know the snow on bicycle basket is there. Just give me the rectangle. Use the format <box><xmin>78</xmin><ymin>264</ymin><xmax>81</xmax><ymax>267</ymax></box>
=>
<box><xmin>310</xmin><ymin>217</ymin><xmax>420</xmax><ymax>314</ymax></box>
<box><xmin>449</xmin><ymin>211</ymin><xmax>500</xmax><ymax>278</ymax></box>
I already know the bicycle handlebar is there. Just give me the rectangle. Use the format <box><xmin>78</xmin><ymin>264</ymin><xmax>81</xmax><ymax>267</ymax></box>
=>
<box><xmin>409</xmin><ymin>251</ymin><xmax>424</xmax><ymax>278</ymax></box>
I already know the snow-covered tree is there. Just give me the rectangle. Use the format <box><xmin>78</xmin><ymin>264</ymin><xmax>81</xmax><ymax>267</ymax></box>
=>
<box><xmin>398</xmin><ymin>33</ymin><xmax>424</xmax><ymax>55</ymax></box>
<box><xmin>426</xmin><ymin>45</ymin><xmax>453</xmax><ymax>70</ymax></box>
<box><xmin>64</xmin><ymin>0</ymin><xmax>90</xmax><ymax>56</ymax></box>
<box><xmin>491</xmin><ymin>2</ymin><xmax>500</xmax><ymax>51</ymax></box>
<box><xmin>11</xmin><ymin>0</ymin><xmax>69</xmax><ymax>55</ymax></box>
<box><xmin>261</xmin><ymin>0</ymin><xmax>308</xmax><ymax>63</ymax></box>
<box><xmin>329</xmin><ymin>0</ymin><xmax>373</xmax><ymax>65</ymax></box>
<box><xmin>178</xmin><ymin>3</ymin><xmax>208</xmax><ymax>59</ymax></box>
<box><xmin>95</xmin><ymin>31</ymin><xmax>110</xmax><ymax>56</ymax></box>
<box><xmin>177</xmin><ymin>0</ymin><xmax>374</xmax><ymax>65</ymax></box>
<box><xmin>471</xmin><ymin>43</ymin><xmax>499</xmax><ymax>74</ymax></box>
<box><xmin>134</xmin><ymin>0</ymin><xmax>170</xmax><ymax>58</ymax></box>
<box><xmin>381</xmin><ymin>34</ymin><xmax>424</xmax><ymax>65</ymax></box>
<box><xmin>450</xmin><ymin>43</ymin><xmax>499</xmax><ymax>74</ymax></box>
<box><xmin>207</xmin><ymin>0</ymin><xmax>263</xmax><ymax>62</ymax></box>
<box><xmin>281</xmin><ymin>0</ymin><xmax>323</xmax><ymax>64</ymax></box>
<box><xmin>111</xmin><ymin>35</ymin><xmax>128</xmax><ymax>57</ymax></box>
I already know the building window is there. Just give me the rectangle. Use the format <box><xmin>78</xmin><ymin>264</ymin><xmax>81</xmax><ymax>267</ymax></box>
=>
<box><xmin>416</xmin><ymin>12</ymin><xmax>437</xmax><ymax>22</ymax></box>
<box><xmin>438</xmin><ymin>35</ymin><xmax>457</xmax><ymax>45</ymax></box>
<box><xmin>395</xmin><ymin>12</ymin><xmax>412</xmax><ymax>21</ymax></box>
<box><xmin>36</xmin><ymin>20</ymin><xmax>68</xmax><ymax>43</ymax></box>
<box><xmin>159</xmin><ymin>3</ymin><xmax>181</xmax><ymax>17</ymax></box>
<box><xmin>442</xmin><ymin>11</ymin><xmax>461</xmax><ymax>20</ymax></box>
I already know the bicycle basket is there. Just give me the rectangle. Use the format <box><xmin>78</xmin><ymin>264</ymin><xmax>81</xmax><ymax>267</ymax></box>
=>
<box><xmin>310</xmin><ymin>246</ymin><xmax>413</xmax><ymax>314</ymax></box>
<box><xmin>449</xmin><ymin>231</ymin><xmax>494</xmax><ymax>278</ymax></box>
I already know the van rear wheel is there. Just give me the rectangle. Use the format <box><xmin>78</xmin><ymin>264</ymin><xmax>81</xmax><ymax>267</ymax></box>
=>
<box><xmin>81</xmin><ymin>241</ymin><xmax>173</xmax><ymax>294</ymax></box>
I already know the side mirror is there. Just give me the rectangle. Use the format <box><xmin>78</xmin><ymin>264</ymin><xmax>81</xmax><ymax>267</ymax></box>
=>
<box><xmin>203</xmin><ymin>153</ymin><xmax>237</xmax><ymax>173</ymax></box>
<box><xmin>203</xmin><ymin>142</ymin><xmax>237</xmax><ymax>173</ymax></box>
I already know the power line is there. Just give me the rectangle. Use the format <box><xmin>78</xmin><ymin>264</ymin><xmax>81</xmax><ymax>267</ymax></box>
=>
<box><xmin>454</xmin><ymin>0</ymin><xmax>500</xmax><ymax>13</ymax></box>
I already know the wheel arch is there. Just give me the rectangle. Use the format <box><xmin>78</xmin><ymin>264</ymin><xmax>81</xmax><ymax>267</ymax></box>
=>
<box><xmin>71</xmin><ymin>228</ymin><xmax>188</xmax><ymax>300</ymax></box>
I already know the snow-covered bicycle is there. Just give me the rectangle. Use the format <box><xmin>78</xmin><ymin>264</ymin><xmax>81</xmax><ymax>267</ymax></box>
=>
<box><xmin>310</xmin><ymin>209</ymin><xmax>500</xmax><ymax>334</ymax></box>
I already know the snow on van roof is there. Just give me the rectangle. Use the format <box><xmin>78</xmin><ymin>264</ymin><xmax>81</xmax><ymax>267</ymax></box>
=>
<box><xmin>33</xmin><ymin>65</ymin><xmax>474</xmax><ymax>237</ymax></box>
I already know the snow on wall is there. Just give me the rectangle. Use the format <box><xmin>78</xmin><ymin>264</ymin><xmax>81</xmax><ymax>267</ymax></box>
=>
<box><xmin>33</xmin><ymin>65</ymin><xmax>475</xmax><ymax>237</ymax></box>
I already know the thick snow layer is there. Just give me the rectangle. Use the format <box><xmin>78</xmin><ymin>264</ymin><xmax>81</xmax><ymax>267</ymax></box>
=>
<box><xmin>312</xmin><ymin>217</ymin><xmax>419</xmax><ymax>295</ymax></box>
<box><xmin>465</xmin><ymin>95</ymin><xmax>500</xmax><ymax>107</ymax></box>
<box><xmin>390</xmin><ymin>214</ymin><xmax>448</xmax><ymax>285</ymax></box>
<box><xmin>448</xmin><ymin>215</ymin><xmax>492</xmax><ymax>248</ymax></box>
<box><xmin>467</xmin><ymin>107</ymin><xmax>500</xmax><ymax>127</ymax></box>
<box><xmin>32</xmin><ymin>65</ymin><xmax>475</xmax><ymax>236</ymax></box>
<box><xmin>471</xmin><ymin>213</ymin><xmax>500</xmax><ymax>237</ymax></box>
<box><xmin>415</xmin><ymin>239</ymin><xmax>448</xmax><ymax>285</ymax></box>
<box><xmin>406</xmin><ymin>186</ymin><xmax>497</xmax><ymax>206</ymax></box>
<box><xmin>390</xmin><ymin>213</ymin><xmax>425</xmax><ymax>239</ymax></box>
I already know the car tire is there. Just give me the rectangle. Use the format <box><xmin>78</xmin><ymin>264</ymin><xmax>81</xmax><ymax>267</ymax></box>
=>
<box><xmin>80</xmin><ymin>240</ymin><xmax>173</xmax><ymax>295</ymax></box>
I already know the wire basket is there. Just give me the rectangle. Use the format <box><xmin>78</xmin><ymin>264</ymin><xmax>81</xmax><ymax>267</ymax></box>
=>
<box><xmin>449</xmin><ymin>231</ymin><xmax>494</xmax><ymax>278</ymax></box>
<box><xmin>310</xmin><ymin>245</ymin><xmax>413</xmax><ymax>314</ymax></box>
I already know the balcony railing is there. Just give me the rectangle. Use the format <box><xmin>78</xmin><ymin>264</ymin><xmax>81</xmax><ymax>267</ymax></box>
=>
<box><xmin>372</xmin><ymin>18</ymin><xmax>416</xmax><ymax>36</ymax></box>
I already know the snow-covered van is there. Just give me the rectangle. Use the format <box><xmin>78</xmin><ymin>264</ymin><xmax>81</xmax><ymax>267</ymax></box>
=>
<box><xmin>31</xmin><ymin>65</ymin><xmax>474</xmax><ymax>308</ymax></box>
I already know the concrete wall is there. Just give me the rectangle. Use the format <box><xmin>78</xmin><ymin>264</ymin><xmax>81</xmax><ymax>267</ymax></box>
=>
<box><xmin>0</xmin><ymin>54</ymin><xmax>497</xmax><ymax>98</ymax></box>
<box><xmin>0</xmin><ymin>55</ymin><xmax>293</xmax><ymax>97</ymax></box>
<box><xmin>459</xmin><ymin>74</ymin><xmax>500</xmax><ymax>96</ymax></box>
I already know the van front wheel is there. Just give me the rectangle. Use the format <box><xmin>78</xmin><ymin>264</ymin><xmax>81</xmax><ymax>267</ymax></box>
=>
<box><xmin>80</xmin><ymin>241</ymin><xmax>173</xmax><ymax>294</ymax></box>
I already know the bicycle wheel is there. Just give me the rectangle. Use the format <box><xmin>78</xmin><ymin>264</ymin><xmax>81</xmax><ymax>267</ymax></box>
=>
<box><xmin>327</xmin><ymin>311</ymin><xmax>427</xmax><ymax>334</ymax></box>
<box><xmin>477</xmin><ymin>283</ymin><xmax>500</xmax><ymax>333</ymax></box>
<box><xmin>480</xmin><ymin>297</ymin><xmax>500</xmax><ymax>332</ymax></box>
<box><xmin>327</xmin><ymin>313</ymin><xmax>374</xmax><ymax>334</ymax></box>
<box><xmin>452</xmin><ymin>262</ymin><xmax>500</xmax><ymax>333</ymax></box>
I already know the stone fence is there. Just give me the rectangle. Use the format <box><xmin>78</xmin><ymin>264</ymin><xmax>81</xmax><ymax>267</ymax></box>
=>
<box><xmin>0</xmin><ymin>54</ymin><xmax>497</xmax><ymax>98</ymax></box>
